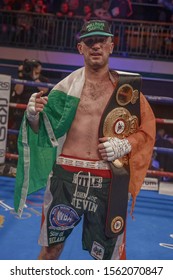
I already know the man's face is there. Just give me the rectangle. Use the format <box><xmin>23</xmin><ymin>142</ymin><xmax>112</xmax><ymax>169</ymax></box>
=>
<box><xmin>61</xmin><ymin>3</ymin><xmax>69</xmax><ymax>13</ymax></box>
<box><xmin>33</xmin><ymin>65</ymin><xmax>41</xmax><ymax>80</ymax></box>
<box><xmin>77</xmin><ymin>36</ymin><xmax>114</xmax><ymax>69</ymax></box>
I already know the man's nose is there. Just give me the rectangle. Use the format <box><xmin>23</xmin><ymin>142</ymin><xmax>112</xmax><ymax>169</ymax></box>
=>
<box><xmin>92</xmin><ymin>42</ymin><xmax>101</xmax><ymax>49</ymax></box>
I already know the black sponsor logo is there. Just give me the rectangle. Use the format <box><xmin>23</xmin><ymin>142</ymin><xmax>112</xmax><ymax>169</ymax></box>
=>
<box><xmin>0</xmin><ymin>98</ymin><xmax>8</xmax><ymax>141</ymax></box>
<box><xmin>0</xmin><ymin>81</ymin><xmax>10</xmax><ymax>90</ymax></box>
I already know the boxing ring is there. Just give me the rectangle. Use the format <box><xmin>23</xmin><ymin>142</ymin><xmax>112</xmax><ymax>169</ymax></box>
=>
<box><xmin>0</xmin><ymin>74</ymin><xmax>173</xmax><ymax>260</ymax></box>
<box><xmin>2</xmin><ymin>76</ymin><xmax>173</xmax><ymax>184</ymax></box>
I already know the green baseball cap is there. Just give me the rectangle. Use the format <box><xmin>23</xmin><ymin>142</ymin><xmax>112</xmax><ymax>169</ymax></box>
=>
<box><xmin>79</xmin><ymin>20</ymin><xmax>114</xmax><ymax>39</ymax></box>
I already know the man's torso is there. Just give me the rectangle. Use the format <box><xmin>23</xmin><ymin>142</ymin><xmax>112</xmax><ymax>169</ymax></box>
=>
<box><xmin>62</xmin><ymin>78</ymin><xmax>115</xmax><ymax>159</ymax></box>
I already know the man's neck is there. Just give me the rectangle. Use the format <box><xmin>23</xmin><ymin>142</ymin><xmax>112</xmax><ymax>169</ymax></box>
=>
<box><xmin>85</xmin><ymin>66</ymin><xmax>110</xmax><ymax>83</ymax></box>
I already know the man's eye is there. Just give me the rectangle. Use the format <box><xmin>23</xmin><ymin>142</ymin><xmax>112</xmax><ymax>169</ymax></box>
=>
<box><xmin>85</xmin><ymin>39</ymin><xmax>93</xmax><ymax>46</ymax></box>
<box><xmin>99</xmin><ymin>38</ymin><xmax>105</xmax><ymax>43</ymax></box>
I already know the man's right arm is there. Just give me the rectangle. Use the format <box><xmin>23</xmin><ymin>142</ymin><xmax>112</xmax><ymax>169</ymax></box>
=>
<box><xmin>26</xmin><ymin>91</ymin><xmax>48</xmax><ymax>133</ymax></box>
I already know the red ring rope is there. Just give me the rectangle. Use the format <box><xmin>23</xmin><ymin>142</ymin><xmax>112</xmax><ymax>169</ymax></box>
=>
<box><xmin>147</xmin><ymin>170</ymin><xmax>173</xmax><ymax>178</ymax></box>
<box><xmin>8</xmin><ymin>103</ymin><xmax>173</xmax><ymax>126</ymax></box>
<box><xmin>9</xmin><ymin>102</ymin><xmax>27</xmax><ymax>109</ymax></box>
<box><xmin>156</xmin><ymin>118</ymin><xmax>173</xmax><ymax>124</ymax></box>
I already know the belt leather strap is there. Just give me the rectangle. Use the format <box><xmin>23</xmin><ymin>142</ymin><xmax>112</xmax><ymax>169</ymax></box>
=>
<box><xmin>99</xmin><ymin>71</ymin><xmax>142</xmax><ymax>238</ymax></box>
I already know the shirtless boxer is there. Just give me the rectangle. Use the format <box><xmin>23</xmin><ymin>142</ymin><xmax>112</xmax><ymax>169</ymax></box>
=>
<box><xmin>15</xmin><ymin>20</ymin><xmax>155</xmax><ymax>260</ymax></box>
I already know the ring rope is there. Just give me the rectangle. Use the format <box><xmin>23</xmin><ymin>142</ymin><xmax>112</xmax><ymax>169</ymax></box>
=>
<box><xmin>11</xmin><ymin>78</ymin><xmax>55</xmax><ymax>89</ymax></box>
<box><xmin>153</xmin><ymin>147</ymin><xmax>173</xmax><ymax>154</ymax></box>
<box><xmin>8</xmin><ymin>129</ymin><xmax>19</xmax><ymax>135</ymax></box>
<box><xmin>9</xmin><ymin>102</ymin><xmax>173</xmax><ymax>125</ymax></box>
<box><xmin>9</xmin><ymin>102</ymin><xmax>27</xmax><ymax>109</ymax></box>
<box><xmin>145</xmin><ymin>95</ymin><xmax>173</xmax><ymax>105</ymax></box>
<box><xmin>5</xmin><ymin>153</ymin><xmax>18</xmax><ymax>160</ymax></box>
<box><xmin>147</xmin><ymin>170</ymin><xmax>173</xmax><ymax>178</ymax></box>
<box><xmin>10</xmin><ymin>79</ymin><xmax>173</xmax><ymax>105</ymax></box>
<box><xmin>156</xmin><ymin>118</ymin><xmax>173</xmax><ymax>124</ymax></box>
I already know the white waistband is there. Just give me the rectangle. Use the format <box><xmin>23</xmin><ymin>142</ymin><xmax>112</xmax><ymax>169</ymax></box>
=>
<box><xmin>56</xmin><ymin>156</ymin><xmax>110</xmax><ymax>170</ymax></box>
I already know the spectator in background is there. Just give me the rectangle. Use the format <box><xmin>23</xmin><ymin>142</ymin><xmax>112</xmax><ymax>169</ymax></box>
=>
<box><xmin>20</xmin><ymin>1</ymin><xmax>34</xmax><ymax>12</ymax></box>
<box><xmin>56</xmin><ymin>2</ymin><xmax>74</xmax><ymax>17</ymax></box>
<box><xmin>94</xmin><ymin>0</ymin><xmax>112</xmax><ymax>20</ymax></box>
<box><xmin>156</xmin><ymin>128</ymin><xmax>173</xmax><ymax>146</ymax></box>
<box><xmin>11</xmin><ymin>0</ymin><xmax>22</xmax><ymax>10</ymax></box>
<box><xmin>159</xmin><ymin>0</ymin><xmax>173</xmax><ymax>12</ymax></box>
<box><xmin>82</xmin><ymin>4</ymin><xmax>94</xmax><ymax>22</ymax></box>
<box><xmin>55</xmin><ymin>2</ymin><xmax>75</xmax><ymax>49</ymax></box>
<box><xmin>108</xmin><ymin>0</ymin><xmax>133</xmax><ymax>52</ymax></box>
<box><xmin>8</xmin><ymin>58</ymin><xmax>49</xmax><ymax>165</ymax></box>
<box><xmin>14</xmin><ymin>59</ymin><xmax>49</xmax><ymax>101</ymax></box>
<box><xmin>15</xmin><ymin>1</ymin><xmax>34</xmax><ymax>43</ymax></box>
<box><xmin>11</xmin><ymin>59</ymin><xmax>49</xmax><ymax>129</ymax></box>
<box><xmin>155</xmin><ymin>128</ymin><xmax>173</xmax><ymax>181</ymax></box>
<box><xmin>0</xmin><ymin>0</ymin><xmax>13</xmax><ymax>10</ymax></box>
<box><xmin>158</xmin><ymin>0</ymin><xmax>173</xmax><ymax>21</ymax></box>
<box><xmin>34</xmin><ymin>0</ymin><xmax>47</xmax><ymax>14</ymax></box>
<box><xmin>109</xmin><ymin>0</ymin><xmax>133</xmax><ymax>19</ymax></box>
<box><xmin>0</xmin><ymin>0</ymin><xmax>16</xmax><ymax>40</ymax></box>
<box><xmin>67</xmin><ymin>0</ymin><xmax>82</xmax><ymax>16</ymax></box>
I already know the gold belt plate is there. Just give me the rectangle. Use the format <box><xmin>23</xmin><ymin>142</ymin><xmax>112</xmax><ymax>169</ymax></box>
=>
<box><xmin>103</xmin><ymin>107</ymin><xmax>139</xmax><ymax>168</ymax></box>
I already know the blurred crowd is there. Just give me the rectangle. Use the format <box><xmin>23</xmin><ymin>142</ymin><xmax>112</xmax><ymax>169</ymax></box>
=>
<box><xmin>0</xmin><ymin>0</ymin><xmax>134</xmax><ymax>20</ymax></box>
<box><xmin>0</xmin><ymin>0</ymin><xmax>173</xmax><ymax>22</ymax></box>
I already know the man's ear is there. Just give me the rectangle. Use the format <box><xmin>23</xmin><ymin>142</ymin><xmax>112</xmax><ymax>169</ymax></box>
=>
<box><xmin>77</xmin><ymin>43</ymin><xmax>83</xmax><ymax>54</ymax></box>
<box><xmin>110</xmin><ymin>42</ymin><xmax>114</xmax><ymax>54</ymax></box>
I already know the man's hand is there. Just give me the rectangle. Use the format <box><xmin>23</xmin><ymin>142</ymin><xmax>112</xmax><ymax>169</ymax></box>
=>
<box><xmin>26</xmin><ymin>91</ymin><xmax>48</xmax><ymax>122</ymax></box>
<box><xmin>98</xmin><ymin>137</ymin><xmax>131</xmax><ymax>161</ymax></box>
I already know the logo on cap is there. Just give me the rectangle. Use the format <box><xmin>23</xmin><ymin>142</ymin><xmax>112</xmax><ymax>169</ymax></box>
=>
<box><xmin>86</xmin><ymin>22</ymin><xmax>105</xmax><ymax>32</ymax></box>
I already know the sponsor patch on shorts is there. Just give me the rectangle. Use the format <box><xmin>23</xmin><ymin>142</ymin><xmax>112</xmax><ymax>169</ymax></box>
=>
<box><xmin>49</xmin><ymin>204</ymin><xmax>80</xmax><ymax>230</ymax></box>
<box><xmin>91</xmin><ymin>241</ymin><xmax>105</xmax><ymax>260</ymax></box>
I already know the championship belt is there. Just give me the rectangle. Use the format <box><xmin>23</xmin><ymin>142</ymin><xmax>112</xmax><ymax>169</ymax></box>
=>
<box><xmin>103</xmin><ymin>107</ymin><xmax>138</xmax><ymax>168</ymax></box>
<box><xmin>99</xmin><ymin>71</ymin><xmax>141</xmax><ymax>238</ymax></box>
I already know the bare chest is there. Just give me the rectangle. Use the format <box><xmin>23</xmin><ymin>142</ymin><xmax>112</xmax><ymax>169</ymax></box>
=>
<box><xmin>78</xmin><ymin>81</ymin><xmax>114</xmax><ymax>115</ymax></box>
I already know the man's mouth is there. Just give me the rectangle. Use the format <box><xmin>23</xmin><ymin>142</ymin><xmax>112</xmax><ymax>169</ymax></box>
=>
<box><xmin>91</xmin><ymin>53</ymin><xmax>102</xmax><ymax>57</ymax></box>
